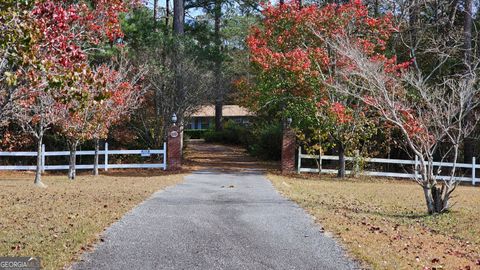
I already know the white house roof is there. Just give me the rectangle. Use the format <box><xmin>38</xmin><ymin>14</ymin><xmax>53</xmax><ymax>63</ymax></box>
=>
<box><xmin>191</xmin><ymin>105</ymin><xmax>254</xmax><ymax>117</ymax></box>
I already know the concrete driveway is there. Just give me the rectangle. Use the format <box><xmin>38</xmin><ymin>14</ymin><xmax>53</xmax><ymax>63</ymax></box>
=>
<box><xmin>72</xmin><ymin>168</ymin><xmax>359</xmax><ymax>270</ymax></box>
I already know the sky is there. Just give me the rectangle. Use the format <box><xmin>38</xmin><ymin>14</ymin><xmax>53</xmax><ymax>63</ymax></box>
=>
<box><xmin>144</xmin><ymin>0</ymin><xmax>205</xmax><ymax>20</ymax></box>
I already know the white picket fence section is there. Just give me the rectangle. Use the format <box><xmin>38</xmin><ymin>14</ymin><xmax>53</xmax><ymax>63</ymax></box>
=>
<box><xmin>297</xmin><ymin>147</ymin><xmax>478</xmax><ymax>185</ymax></box>
<box><xmin>0</xmin><ymin>142</ymin><xmax>167</xmax><ymax>171</ymax></box>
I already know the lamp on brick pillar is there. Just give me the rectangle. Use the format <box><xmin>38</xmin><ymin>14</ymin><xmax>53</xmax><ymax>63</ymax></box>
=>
<box><xmin>281</xmin><ymin>117</ymin><xmax>296</xmax><ymax>174</ymax></box>
<box><xmin>167</xmin><ymin>113</ymin><xmax>182</xmax><ymax>170</ymax></box>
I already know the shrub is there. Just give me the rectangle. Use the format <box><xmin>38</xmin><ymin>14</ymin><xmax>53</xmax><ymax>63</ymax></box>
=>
<box><xmin>248</xmin><ymin>123</ymin><xmax>282</xmax><ymax>161</ymax></box>
<box><xmin>204</xmin><ymin>129</ymin><xmax>225</xmax><ymax>143</ymax></box>
<box><xmin>185</xmin><ymin>129</ymin><xmax>208</xmax><ymax>139</ymax></box>
<box><xmin>204</xmin><ymin>120</ymin><xmax>282</xmax><ymax>161</ymax></box>
<box><xmin>204</xmin><ymin>120</ymin><xmax>249</xmax><ymax>145</ymax></box>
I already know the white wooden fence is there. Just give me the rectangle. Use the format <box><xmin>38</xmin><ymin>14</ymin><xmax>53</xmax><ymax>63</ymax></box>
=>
<box><xmin>297</xmin><ymin>147</ymin><xmax>478</xmax><ymax>185</ymax></box>
<box><xmin>0</xmin><ymin>143</ymin><xmax>167</xmax><ymax>171</ymax></box>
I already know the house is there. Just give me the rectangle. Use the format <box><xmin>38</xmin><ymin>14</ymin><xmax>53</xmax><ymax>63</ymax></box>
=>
<box><xmin>187</xmin><ymin>105</ymin><xmax>254</xmax><ymax>130</ymax></box>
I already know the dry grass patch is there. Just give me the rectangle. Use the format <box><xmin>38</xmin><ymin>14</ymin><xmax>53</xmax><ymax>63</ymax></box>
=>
<box><xmin>269</xmin><ymin>174</ymin><xmax>480</xmax><ymax>270</ymax></box>
<box><xmin>0</xmin><ymin>171</ymin><xmax>184</xmax><ymax>270</ymax></box>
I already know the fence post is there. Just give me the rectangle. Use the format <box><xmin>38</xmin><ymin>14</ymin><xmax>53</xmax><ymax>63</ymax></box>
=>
<box><xmin>297</xmin><ymin>147</ymin><xmax>301</xmax><ymax>173</ymax></box>
<box><xmin>414</xmin><ymin>155</ymin><xmax>419</xmax><ymax>179</ymax></box>
<box><xmin>104</xmin><ymin>142</ymin><xmax>109</xmax><ymax>172</ymax></box>
<box><xmin>41</xmin><ymin>144</ymin><xmax>46</xmax><ymax>173</ymax></box>
<box><xmin>353</xmin><ymin>149</ymin><xmax>360</xmax><ymax>177</ymax></box>
<box><xmin>472</xmin><ymin>157</ymin><xmax>476</xmax><ymax>186</ymax></box>
<box><xmin>319</xmin><ymin>151</ymin><xmax>322</xmax><ymax>174</ymax></box>
<box><xmin>163</xmin><ymin>142</ymin><xmax>167</xmax><ymax>171</ymax></box>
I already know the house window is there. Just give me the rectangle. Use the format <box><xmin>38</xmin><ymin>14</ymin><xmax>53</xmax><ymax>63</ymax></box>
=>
<box><xmin>202</xmin><ymin>118</ymin><xmax>211</xmax><ymax>129</ymax></box>
<box><xmin>196</xmin><ymin>118</ymin><xmax>211</xmax><ymax>129</ymax></box>
<box><xmin>188</xmin><ymin>120</ymin><xmax>195</xmax><ymax>129</ymax></box>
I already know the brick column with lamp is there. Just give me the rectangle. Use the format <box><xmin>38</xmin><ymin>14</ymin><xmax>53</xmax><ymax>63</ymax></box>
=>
<box><xmin>167</xmin><ymin>113</ymin><xmax>182</xmax><ymax>170</ymax></box>
<box><xmin>281</xmin><ymin>117</ymin><xmax>296</xmax><ymax>174</ymax></box>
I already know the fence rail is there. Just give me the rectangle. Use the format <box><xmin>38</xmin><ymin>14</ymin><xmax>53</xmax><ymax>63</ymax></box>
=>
<box><xmin>0</xmin><ymin>142</ymin><xmax>167</xmax><ymax>171</ymax></box>
<box><xmin>297</xmin><ymin>147</ymin><xmax>477</xmax><ymax>185</ymax></box>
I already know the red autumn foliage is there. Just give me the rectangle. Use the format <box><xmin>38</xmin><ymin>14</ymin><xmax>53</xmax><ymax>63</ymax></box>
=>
<box><xmin>246</xmin><ymin>0</ymin><xmax>397</xmax><ymax>83</ymax></box>
<box><xmin>31</xmin><ymin>0</ymin><xmax>135</xmax><ymax>69</ymax></box>
<box><xmin>18</xmin><ymin>0</ymin><xmax>140</xmax><ymax>139</ymax></box>
<box><xmin>246</xmin><ymin>0</ymin><xmax>422</xmax><ymax>142</ymax></box>
<box><xmin>87</xmin><ymin>64</ymin><xmax>143</xmax><ymax>142</ymax></box>
<box><xmin>11</xmin><ymin>0</ymin><xmax>141</xmax><ymax>182</ymax></box>
<box><xmin>245</xmin><ymin>0</ymin><xmax>410</xmax><ymax>122</ymax></box>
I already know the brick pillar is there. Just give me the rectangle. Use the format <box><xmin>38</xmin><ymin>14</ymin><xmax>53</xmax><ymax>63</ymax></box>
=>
<box><xmin>281</xmin><ymin>127</ymin><xmax>296</xmax><ymax>174</ymax></box>
<box><xmin>167</xmin><ymin>125</ymin><xmax>182</xmax><ymax>170</ymax></box>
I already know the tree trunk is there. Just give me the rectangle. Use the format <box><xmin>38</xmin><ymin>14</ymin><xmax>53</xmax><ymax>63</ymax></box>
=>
<box><xmin>165</xmin><ymin>0</ymin><xmax>170</xmax><ymax>33</ymax></box>
<box><xmin>337</xmin><ymin>143</ymin><xmax>346</xmax><ymax>178</ymax></box>
<box><xmin>93</xmin><ymin>138</ymin><xmax>100</xmax><ymax>176</ymax></box>
<box><xmin>441</xmin><ymin>185</ymin><xmax>451</xmax><ymax>211</ymax></box>
<box><xmin>423</xmin><ymin>185</ymin><xmax>435</xmax><ymax>214</ymax></box>
<box><xmin>215</xmin><ymin>99</ymin><xmax>223</xmax><ymax>131</ymax></box>
<box><xmin>431</xmin><ymin>185</ymin><xmax>443</xmax><ymax>213</ymax></box>
<box><xmin>34</xmin><ymin>134</ymin><xmax>45</xmax><ymax>187</ymax></box>
<box><xmin>153</xmin><ymin>0</ymin><xmax>158</xmax><ymax>27</ymax></box>
<box><xmin>463</xmin><ymin>0</ymin><xmax>473</xmax><ymax>67</ymax></box>
<box><xmin>463</xmin><ymin>0</ymin><xmax>475</xmax><ymax>164</ymax></box>
<box><xmin>408</xmin><ymin>0</ymin><xmax>418</xmax><ymax>57</ymax></box>
<box><xmin>352</xmin><ymin>149</ymin><xmax>360</xmax><ymax>177</ymax></box>
<box><xmin>68</xmin><ymin>140</ymin><xmax>78</xmax><ymax>180</ymax></box>
<box><xmin>173</xmin><ymin>0</ymin><xmax>184</xmax><ymax>34</ymax></box>
<box><xmin>173</xmin><ymin>0</ymin><xmax>184</xmax><ymax>136</ymax></box>
<box><xmin>423</xmin><ymin>184</ymin><xmax>449</xmax><ymax>214</ymax></box>
<box><xmin>214</xmin><ymin>0</ymin><xmax>223</xmax><ymax>132</ymax></box>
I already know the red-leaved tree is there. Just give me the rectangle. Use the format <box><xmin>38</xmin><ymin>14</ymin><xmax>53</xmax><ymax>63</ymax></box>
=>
<box><xmin>88</xmin><ymin>60</ymin><xmax>145</xmax><ymax>177</ymax></box>
<box><xmin>14</xmin><ymin>0</ymin><xmax>139</xmax><ymax>185</ymax></box>
<box><xmin>245</xmin><ymin>0</ymin><xmax>398</xmax><ymax>177</ymax></box>
<box><xmin>329</xmin><ymin>37</ymin><xmax>479</xmax><ymax>214</ymax></box>
<box><xmin>57</xmin><ymin>67</ymin><xmax>135</xmax><ymax>180</ymax></box>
